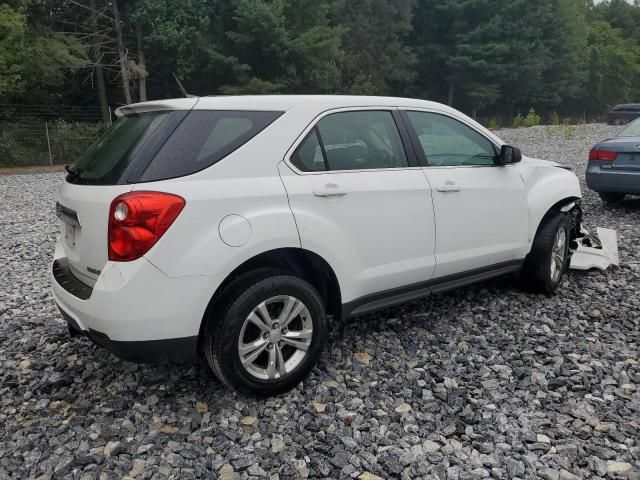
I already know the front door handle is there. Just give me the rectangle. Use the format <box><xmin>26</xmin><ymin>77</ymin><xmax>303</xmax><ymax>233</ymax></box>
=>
<box><xmin>313</xmin><ymin>183</ymin><xmax>348</xmax><ymax>197</ymax></box>
<box><xmin>436</xmin><ymin>182</ymin><xmax>460</xmax><ymax>193</ymax></box>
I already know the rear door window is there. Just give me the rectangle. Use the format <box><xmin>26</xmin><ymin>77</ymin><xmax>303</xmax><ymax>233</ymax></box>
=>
<box><xmin>139</xmin><ymin>110</ymin><xmax>282</xmax><ymax>182</ymax></box>
<box><xmin>291</xmin><ymin>110</ymin><xmax>408</xmax><ymax>172</ymax></box>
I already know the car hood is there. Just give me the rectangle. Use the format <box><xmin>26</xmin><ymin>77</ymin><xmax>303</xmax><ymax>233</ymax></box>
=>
<box><xmin>522</xmin><ymin>155</ymin><xmax>571</xmax><ymax>170</ymax></box>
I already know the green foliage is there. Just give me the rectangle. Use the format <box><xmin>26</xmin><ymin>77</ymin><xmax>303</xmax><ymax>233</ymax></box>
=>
<box><xmin>0</xmin><ymin>4</ymin><xmax>25</xmax><ymax>96</ymax></box>
<box><xmin>487</xmin><ymin>118</ymin><xmax>500</xmax><ymax>130</ymax></box>
<box><xmin>4</xmin><ymin>0</ymin><xmax>640</xmax><ymax>135</ymax></box>
<box><xmin>511</xmin><ymin>109</ymin><xmax>540</xmax><ymax>128</ymax></box>
<box><xmin>0</xmin><ymin>4</ymin><xmax>85</xmax><ymax>101</ymax></box>
<box><xmin>336</xmin><ymin>0</ymin><xmax>415</xmax><ymax>94</ymax></box>
<box><xmin>0</xmin><ymin>121</ymin><xmax>106</xmax><ymax>167</ymax></box>
<box><xmin>522</xmin><ymin>108</ymin><xmax>541</xmax><ymax>127</ymax></box>
<box><xmin>49</xmin><ymin>120</ymin><xmax>107</xmax><ymax>163</ymax></box>
<box><xmin>512</xmin><ymin>113</ymin><xmax>524</xmax><ymax>128</ymax></box>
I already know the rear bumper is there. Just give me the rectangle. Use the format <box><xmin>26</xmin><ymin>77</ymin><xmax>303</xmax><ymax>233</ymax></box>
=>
<box><xmin>51</xmin><ymin>238</ymin><xmax>223</xmax><ymax>363</ymax></box>
<box><xmin>585</xmin><ymin>163</ymin><xmax>640</xmax><ymax>194</ymax></box>
<box><xmin>57</xmin><ymin>303</ymin><xmax>197</xmax><ymax>363</ymax></box>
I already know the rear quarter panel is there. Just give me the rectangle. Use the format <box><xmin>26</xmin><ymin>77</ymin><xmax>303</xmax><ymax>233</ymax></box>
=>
<box><xmin>135</xmin><ymin>108</ymin><xmax>310</xmax><ymax>279</ymax></box>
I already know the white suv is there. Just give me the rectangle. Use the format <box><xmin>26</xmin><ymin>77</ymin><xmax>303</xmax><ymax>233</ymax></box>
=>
<box><xmin>52</xmin><ymin>96</ymin><xmax>582</xmax><ymax>395</ymax></box>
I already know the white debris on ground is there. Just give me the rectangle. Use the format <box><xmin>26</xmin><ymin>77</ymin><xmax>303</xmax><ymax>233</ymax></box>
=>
<box><xmin>570</xmin><ymin>227</ymin><xmax>620</xmax><ymax>271</ymax></box>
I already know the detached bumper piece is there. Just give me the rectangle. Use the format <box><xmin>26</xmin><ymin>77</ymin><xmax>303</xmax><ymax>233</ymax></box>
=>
<box><xmin>56</xmin><ymin>301</ymin><xmax>198</xmax><ymax>363</ymax></box>
<box><xmin>52</xmin><ymin>258</ymin><xmax>93</xmax><ymax>300</ymax></box>
<box><xmin>570</xmin><ymin>227</ymin><xmax>619</xmax><ymax>271</ymax></box>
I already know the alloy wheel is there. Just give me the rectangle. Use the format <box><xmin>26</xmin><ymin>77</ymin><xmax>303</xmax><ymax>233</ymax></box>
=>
<box><xmin>237</xmin><ymin>295</ymin><xmax>313</xmax><ymax>380</ymax></box>
<box><xmin>550</xmin><ymin>227</ymin><xmax>566</xmax><ymax>283</ymax></box>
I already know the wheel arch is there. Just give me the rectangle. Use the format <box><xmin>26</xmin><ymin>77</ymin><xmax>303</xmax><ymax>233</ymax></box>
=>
<box><xmin>197</xmin><ymin>247</ymin><xmax>342</xmax><ymax>349</ymax></box>
<box><xmin>529</xmin><ymin>196</ymin><xmax>582</xmax><ymax>254</ymax></box>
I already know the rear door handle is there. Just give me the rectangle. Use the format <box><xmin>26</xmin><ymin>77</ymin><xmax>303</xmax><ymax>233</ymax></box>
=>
<box><xmin>313</xmin><ymin>183</ymin><xmax>348</xmax><ymax>197</ymax></box>
<box><xmin>436</xmin><ymin>182</ymin><xmax>460</xmax><ymax>193</ymax></box>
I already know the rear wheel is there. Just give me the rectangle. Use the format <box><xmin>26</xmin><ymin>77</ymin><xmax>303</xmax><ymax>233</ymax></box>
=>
<box><xmin>521</xmin><ymin>212</ymin><xmax>570</xmax><ymax>294</ymax></box>
<box><xmin>599</xmin><ymin>192</ymin><xmax>625</xmax><ymax>204</ymax></box>
<box><xmin>203</xmin><ymin>273</ymin><xmax>327</xmax><ymax>396</ymax></box>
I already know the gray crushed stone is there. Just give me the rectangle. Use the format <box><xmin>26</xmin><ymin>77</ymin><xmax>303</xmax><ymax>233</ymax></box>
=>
<box><xmin>0</xmin><ymin>123</ymin><xmax>638</xmax><ymax>479</ymax></box>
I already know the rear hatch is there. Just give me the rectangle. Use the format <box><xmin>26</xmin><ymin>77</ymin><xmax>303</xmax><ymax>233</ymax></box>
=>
<box><xmin>599</xmin><ymin>136</ymin><xmax>640</xmax><ymax>172</ymax></box>
<box><xmin>56</xmin><ymin>100</ymin><xmax>197</xmax><ymax>286</ymax></box>
<box><xmin>56</xmin><ymin>98</ymin><xmax>284</xmax><ymax>286</ymax></box>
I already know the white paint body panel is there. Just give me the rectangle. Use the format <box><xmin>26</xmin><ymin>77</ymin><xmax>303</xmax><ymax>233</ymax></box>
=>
<box><xmin>423</xmin><ymin>165</ymin><xmax>529</xmax><ymax>277</ymax></box>
<box><xmin>279</xmin><ymin>162</ymin><xmax>436</xmax><ymax>303</ymax></box>
<box><xmin>570</xmin><ymin>227</ymin><xmax>619</xmax><ymax>270</ymax></box>
<box><xmin>51</xmin><ymin>95</ymin><xmax>582</xmax><ymax>343</ymax></box>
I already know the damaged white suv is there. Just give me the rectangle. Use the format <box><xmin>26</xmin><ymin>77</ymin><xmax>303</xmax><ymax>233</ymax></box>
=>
<box><xmin>52</xmin><ymin>96</ymin><xmax>582</xmax><ymax>395</ymax></box>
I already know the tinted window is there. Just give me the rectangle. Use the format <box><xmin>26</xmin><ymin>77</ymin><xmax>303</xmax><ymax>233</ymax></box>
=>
<box><xmin>67</xmin><ymin>111</ymin><xmax>184</xmax><ymax>185</ymax></box>
<box><xmin>616</xmin><ymin>117</ymin><xmax>640</xmax><ymax>137</ymax></box>
<box><xmin>140</xmin><ymin>110</ymin><xmax>282</xmax><ymax>181</ymax></box>
<box><xmin>406</xmin><ymin>111</ymin><xmax>496</xmax><ymax>166</ymax></box>
<box><xmin>316</xmin><ymin>111</ymin><xmax>408</xmax><ymax>170</ymax></box>
<box><xmin>291</xmin><ymin>129</ymin><xmax>327</xmax><ymax>172</ymax></box>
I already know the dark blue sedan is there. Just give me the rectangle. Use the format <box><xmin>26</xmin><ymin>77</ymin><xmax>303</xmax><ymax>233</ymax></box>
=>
<box><xmin>587</xmin><ymin>119</ymin><xmax>640</xmax><ymax>203</ymax></box>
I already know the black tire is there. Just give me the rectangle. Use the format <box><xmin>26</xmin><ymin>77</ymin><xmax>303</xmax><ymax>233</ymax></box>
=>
<box><xmin>599</xmin><ymin>192</ymin><xmax>625</xmax><ymax>204</ymax></box>
<box><xmin>203</xmin><ymin>273</ymin><xmax>327</xmax><ymax>396</ymax></box>
<box><xmin>521</xmin><ymin>212</ymin><xmax>570</xmax><ymax>294</ymax></box>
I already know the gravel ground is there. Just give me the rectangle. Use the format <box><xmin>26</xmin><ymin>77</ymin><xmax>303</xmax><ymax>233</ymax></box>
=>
<box><xmin>1</xmin><ymin>123</ymin><xmax>639</xmax><ymax>480</ymax></box>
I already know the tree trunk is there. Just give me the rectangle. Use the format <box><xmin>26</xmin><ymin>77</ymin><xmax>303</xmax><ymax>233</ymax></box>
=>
<box><xmin>90</xmin><ymin>0</ymin><xmax>109</xmax><ymax>124</ymax></box>
<box><xmin>136</xmin><ymin>20</ymin><xmax>147</xmax><ymax>102</ymax></box>
<box><xmin>447</xmin><ymin>80</ymin><xmax>455</xmax><ymax>106</ymax></box>
<box><xmin>112</xmin><ymin>0</ymin><xmax>132</xmax><ymax>104</ymax></box>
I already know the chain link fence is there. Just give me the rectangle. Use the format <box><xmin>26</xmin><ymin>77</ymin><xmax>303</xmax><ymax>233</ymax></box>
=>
<box><xmin>0</xmin><ymin>105</ymin><xmax>109</xmax><ymax>167</ymax></box>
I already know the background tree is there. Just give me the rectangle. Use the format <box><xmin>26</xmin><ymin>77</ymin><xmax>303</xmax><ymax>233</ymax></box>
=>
<box><xmin>3</xmin><ymin>0</ymin><xmax>640</xmax><ymax>123</ymax></box>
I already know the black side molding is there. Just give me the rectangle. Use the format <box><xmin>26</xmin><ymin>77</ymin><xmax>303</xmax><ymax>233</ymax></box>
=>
<box><xmin>52</xmin><ymin>258</ymin><xmax>93</xmax><ymax>300</ymax></box>
<box><xmin>342</xmin><ymin>259</ymin><xmax>523</xmax><ymax>319</ymax></box>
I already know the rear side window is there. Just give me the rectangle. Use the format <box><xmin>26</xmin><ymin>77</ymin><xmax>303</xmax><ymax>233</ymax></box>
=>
<box><xmin>291</xmin><ymin>129</ymin><xmax>327</xmax><ymax>172</ymax></box>
<box><xmin>291</xmin><ymin>110</ymin><xmax>408</xmax><ymax>172</ymax></box>
<box><xmin>140</xmin><ymin>110</ymin><xmax>282</xmax><ymax>181</ymax></box>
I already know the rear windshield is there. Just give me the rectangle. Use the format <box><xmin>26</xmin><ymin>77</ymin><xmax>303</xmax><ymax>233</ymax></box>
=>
<box><xmin>67</xmin><ymin>109</ymin><xmax>282</xmax><ymax>185</ymax></box>
<box><xmin>67</xmin><ymin>111</ymin><xmax>183</xmax><ymax>185</ymax></box>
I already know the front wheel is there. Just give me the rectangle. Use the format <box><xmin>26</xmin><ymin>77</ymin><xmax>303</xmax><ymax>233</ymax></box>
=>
<box><xmin>203</xmin><ymin>274</ymin><xmax>327</xmax><ymax>396</ymax></box>
<box><xmin>521</xmin><ymin>213</ymin><xmax>570</xmax><ymax>294</ymax></box>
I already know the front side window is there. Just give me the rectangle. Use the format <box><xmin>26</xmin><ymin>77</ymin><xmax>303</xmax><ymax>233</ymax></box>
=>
<box><xmin>291</xmin><ymin>110</ymin><xmax>409</xmax><ymax>172</ymax></box>
<box><xmin>405</xmin><ymin>111</ymin><xmax>496</xmax><ymax>167</ymax></box>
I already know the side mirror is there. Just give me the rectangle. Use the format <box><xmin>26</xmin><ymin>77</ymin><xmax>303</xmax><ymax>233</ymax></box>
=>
<box><xmin>497</xmin><ymin>145</ymin><xmax>522</xmax><ymax>165</ymax></box>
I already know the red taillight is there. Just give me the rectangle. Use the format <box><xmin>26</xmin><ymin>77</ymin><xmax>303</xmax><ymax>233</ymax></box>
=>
<box><xmin>589</xmin><ymin>148</ymin><xmax>617</xmax><ymax>161</ymax></box>
<box><xmin>108</xmin><ymin>191</ymin><xmax>185</xmax><ymax>261</ymax></box>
